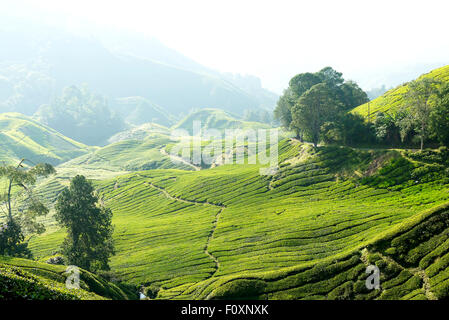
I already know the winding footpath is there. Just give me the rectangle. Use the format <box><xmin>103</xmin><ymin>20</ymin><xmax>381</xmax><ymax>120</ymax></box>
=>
<box><xmin>160</xmin><ymin>147</ymin><xmax>201</xmax><ymax>171</ymax></box>
<box><xmin>144</xmin><ymin>180</ymin><xmax>224</xmax><ymax>278</ymax></box>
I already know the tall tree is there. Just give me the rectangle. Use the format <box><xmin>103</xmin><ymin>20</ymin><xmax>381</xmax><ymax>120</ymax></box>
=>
<box><xmin>291</xmin><ymin>83</ymin><xmax>340</xmax><ymax>147</ymax></box>
<box><xmin>402</xmin><ymin>78</ymin><xmax>440</xmax><ymax>150</ymax></box>
<box><xmin>374</xmin><ymin>111</ymin><xmax>402</xmax><ymax>146</ymax></box>
<box><xmin>0</xmin><ymin>160</ymin><xmax>55</xmax><ymax>256</ymax></box>
<box><xmin>430</xmin><ymin>83</ymin><xmax>449</xmax><ymax>147</ymax></box>
<box><xmin>274</xmin><ymin>67</ymin><xmax>368</xmax><ymax>140</ymax></box>
<box><xmin>55</xmin><ymin>175</ymin><xmax>115</xmax><ymax>272</ymax></box>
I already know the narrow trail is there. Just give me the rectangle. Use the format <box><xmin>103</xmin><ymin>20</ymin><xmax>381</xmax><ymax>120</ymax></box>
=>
<box><xmin>143</xmin><ymin>179</ymin><xmax>225</xmax><ymax>279</ymax></box>
<box><xmin>160</xmin><ymin>147</ymin><xmax>201</xmax><ymax>171</ymax></box>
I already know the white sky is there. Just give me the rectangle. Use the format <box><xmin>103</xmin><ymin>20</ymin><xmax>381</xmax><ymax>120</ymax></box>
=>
<box><xmin>3</xmin><ymin>0</ymin><xmax>449</xmax><ymax>93</ymax></box>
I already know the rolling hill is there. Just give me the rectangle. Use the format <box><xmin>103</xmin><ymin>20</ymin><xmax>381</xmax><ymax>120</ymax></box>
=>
<box><xmin>26</xmin><ymin>139</ymin><xmax>449</xmax><ymax>299</ymax></box>
<box><xmin>352</xmin><ymin>65</ymin><xmax>449</xmax><ymax>120</ymax></box>
<box><xmin>0</xmin><ymin>21</ymin><xmax>277</xmax><ymax>118</ymax></box>
<box><xmin>174</xmin><ymin>108</ymin><xmax>272</xmax><ymax>134</ymax></box>
<box><xmin>0</xmin><ymin>112</ymin><xmax>91</xmax><ymax>165</ymax></box>
<box><xmin>110</xmin><ymin>96</ymin><xmax>176</xmax><ymax>127</ymax></box>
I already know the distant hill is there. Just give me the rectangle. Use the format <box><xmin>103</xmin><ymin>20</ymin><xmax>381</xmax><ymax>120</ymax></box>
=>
<box><xmin>110</xmin><ymin>96</ymin><xmax>175</xmax><ymax>127</ymax></box>
<box><xmin>173</xmin><ymin>108</ymin><xmax>271</xmax><ymax>134</ymax></box>
<box><xmin>63</xmin><ymin>133</ymin><xmax>195</xmax><ymax>173</ymax></box>
<box><xmin>352</xmin><ymin>65</ymin><xmax>449</xmax><ymax>119</ymax></box>
<box><xmin>108</xmin><ymin>122</ymin><xmax>171</xmax><ymax>144</ymax></box>
<box><xmin>0</xmin><ymin>113</ymin><xmax>90</xmax><ymax>165</ymax></box>
<box><xmin>0</xmin><ymin>21</ymin><xmax>278</xmax><ymax>119</ymax></box>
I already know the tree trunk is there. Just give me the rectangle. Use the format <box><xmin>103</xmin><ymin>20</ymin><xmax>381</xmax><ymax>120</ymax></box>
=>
<box><xmin>7</xmin><ymin>159</ymin><xmax>26</xmax><ymax>221</ymax></box>
<box><xmin>7</xmin><ymin>178</ymin><xmax>12</xmax><ymax>220</ymax></box>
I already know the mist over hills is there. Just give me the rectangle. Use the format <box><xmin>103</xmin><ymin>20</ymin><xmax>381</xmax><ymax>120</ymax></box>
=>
<box><xmin>0</xmin><ymin>20</ymin><xmax>278</xmax><ymax>121</ymax></box>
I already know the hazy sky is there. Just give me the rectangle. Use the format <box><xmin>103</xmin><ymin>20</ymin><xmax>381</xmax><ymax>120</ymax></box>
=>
<box><xmin>3</xmin><ymin>0</ymin><xmax>449</xmax><ymax>93</ymax></box>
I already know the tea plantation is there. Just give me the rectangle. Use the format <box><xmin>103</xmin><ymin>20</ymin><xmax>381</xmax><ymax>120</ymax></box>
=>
<box><xmin>26</xmin><ymin>139</ymin><xmax>449</xmax><ymax>299</ymax></box>
<box><xmin>352</xmin><ymin>65</ymin><xmax>449</xmax><ymax>120</ymax></box>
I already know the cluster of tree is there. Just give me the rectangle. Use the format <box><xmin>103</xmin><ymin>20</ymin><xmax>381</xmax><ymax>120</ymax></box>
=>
<box><xmin>275</xmin><ymin>68</ymin><xmax>449</xmax><ymax>150</ymax></box>
<box><xmin>243</xmin><ymin>109</ymin><xmax>272</xmax><ymax>124</ymax></box>
<box><xmin>55</xmin><ymin>175</ymin><xmax>115</xmax><ymax>272</ymax></box>
<box><xmin>34</xmin><ymin>85</ymin><xmax>125</xmax><ymax>146</ymax></box>
<box><xmin>373</xmin><ymin>78</ymin><xmax>449</xmax><ymax>150</ymax></box>
<box><xmin>274</xmin><ymin>67</ymin><xmax>370</xmax><ymax>147</ymax></box>
<box><xmin>0</xmin><ymin>160</ymin><xmax>115</xmax><ymax>272</ymax></box>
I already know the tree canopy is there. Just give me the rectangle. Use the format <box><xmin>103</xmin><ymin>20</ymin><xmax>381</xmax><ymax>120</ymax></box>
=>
<box><xmin>274</xmin><ymin>67</ymin><xmax>369</xmax><ymax>144</ymax></box>
<box><xmin>275</xmin><ymin>67</ymin><xmax>369</xmax><ymax>147</ymax></box>
<box><xmin>0</xmin><ymin>160</ymin><xmax>55</xmax><ymax>257</ymax></box>
<box><xmin>55</xmin><ymin>175</ymin><xmax>115</xmax><ymax>272</ymax></box>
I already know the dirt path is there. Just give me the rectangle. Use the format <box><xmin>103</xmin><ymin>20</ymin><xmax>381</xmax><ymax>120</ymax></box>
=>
<box><xmin>160</xmin><ymin>147</ymin><xmax>201</xmax><ymax>171</ymax></box>
<box><xmin>144</xmin><ymin>180</ymin><xmax>224</xmax><ymax>278</ymax></box>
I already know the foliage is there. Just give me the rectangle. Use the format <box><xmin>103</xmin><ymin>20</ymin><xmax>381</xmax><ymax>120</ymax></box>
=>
<box><xmin>274</xmin><ymin>66</ymin><xmax>368</xmax><ymax>145</ymax></box>
<box><xmin>322</xmin><ymin>113</ymin><xmax>375</xmax><ymax>146</ymax></box>
<box><xmin>430</xmin><ymin>83</ymin><xmax>449</xmax><ymax>147</ymax></box>
<box><xmin>274</xmin><ymin>88</ymin><xmax>297</xmax><ymax>135</ymax></box>
<box><xmin>0</xmin><ymin>160</ymin><xmax>55</xmax><ymax>256</ymax></box>
<box><xmin>55</xmin><ymin>175</ymin><xmax>115</xmax><ymax>272</ymax></box>
<box><xmin>291</xmin><ymin>83</ymin><xmax>341</xmax><ymax>147</ymax></box>
<box><xmin>400</xmin><ymin>78</ymin><xmax>440</xmax><ymax>150</ymax></box>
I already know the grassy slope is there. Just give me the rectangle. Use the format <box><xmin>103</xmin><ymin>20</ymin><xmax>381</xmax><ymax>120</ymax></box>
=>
<box><xmin>15</xmin><ymin>133</ymin><xmax>196</xmax><ymax>235</ymax></box>
<box><xmin>27</xmin><ymin>139</ymin><xmax>449</xmax><ymax>299</ymax></box>
<box><xmin>0</xmin><ymin>255</ymin><xmax>136</xmax><ymax>300</ymax></box>
<box><xmin>62</xmin><ymin>133</ymin><xmax>194</xmax><ymax>172</ymax></box>
<box><xmin>112</xmin><ymin>96</ymin><xmax>175</xmax><ymax>128</ymax></box>
<box><xmin>0</xmin><ymin>112</ymin><xmax>91</xmax><ymax>165</ymax></box>
<box><xmin>352</xmin><ymin>65</ymin><xmax>449</xmax><ymax>119</ymax></box>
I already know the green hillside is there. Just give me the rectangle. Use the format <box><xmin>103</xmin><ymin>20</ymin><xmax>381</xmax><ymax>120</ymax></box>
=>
<box><xmin>0</xmin><ymin>255</ymin><xmax>137</xmax><ymax>300</ymax></box>
<box><xmin>0</xmin><ymin>112</ymin><xmax>91</xmax><ymax>165</ymax></box>
<box><xmin>108</xmin><ymin>122</ymin><xmax>171</xmax><ymax>144</ymax></box>
<box><xmin>62</xmin><ymin>133</ymin><xmax>194</xmax><ymax>173</ymax></box>
<box><xmin>111</xmin><ymin>96</ymin><xmax>175</xmax><ymax>127</ymax></box>
<box><xmin>174</xmin><ymin>108</ymin><xmax>271</xmax><ymax>133</ymax></box>
<box><xmin>27</xmin><ymin>139</ymin><xmax>449</xmax><ymax>299</ymax></box>
<box><xmin>352</xmin><ymin>65</ymin><xmax>449</xmax><ymax>119</ymax></box>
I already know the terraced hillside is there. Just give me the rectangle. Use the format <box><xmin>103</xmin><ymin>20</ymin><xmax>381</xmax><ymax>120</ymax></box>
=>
<box><xmin>0</xmin><ymin>112</ymin><xmax>91</xmax><ymax>165</ymax></box>
<box><xmin>27</xmin><ymin>139</ymin><xmax>449</xmax><ymax>299</ymax></box>
<box><xmin>174</xmin><ymin>108</ymin><xmax>271</xmax><ymax>133</ymax></box>
<box><xmin>62</xmin><ymin>133</ymin><xmax>195</xmax><ymax>173</ymax></box>
<box><xmin>352</xmin><ymin>65</ymin><xmax>449</xmax><ymax>120</ymax></box>
<box><xmin>0</xmin><ymin>255</ymin><xmax>137</xmax><ymax>300</ymax></box>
